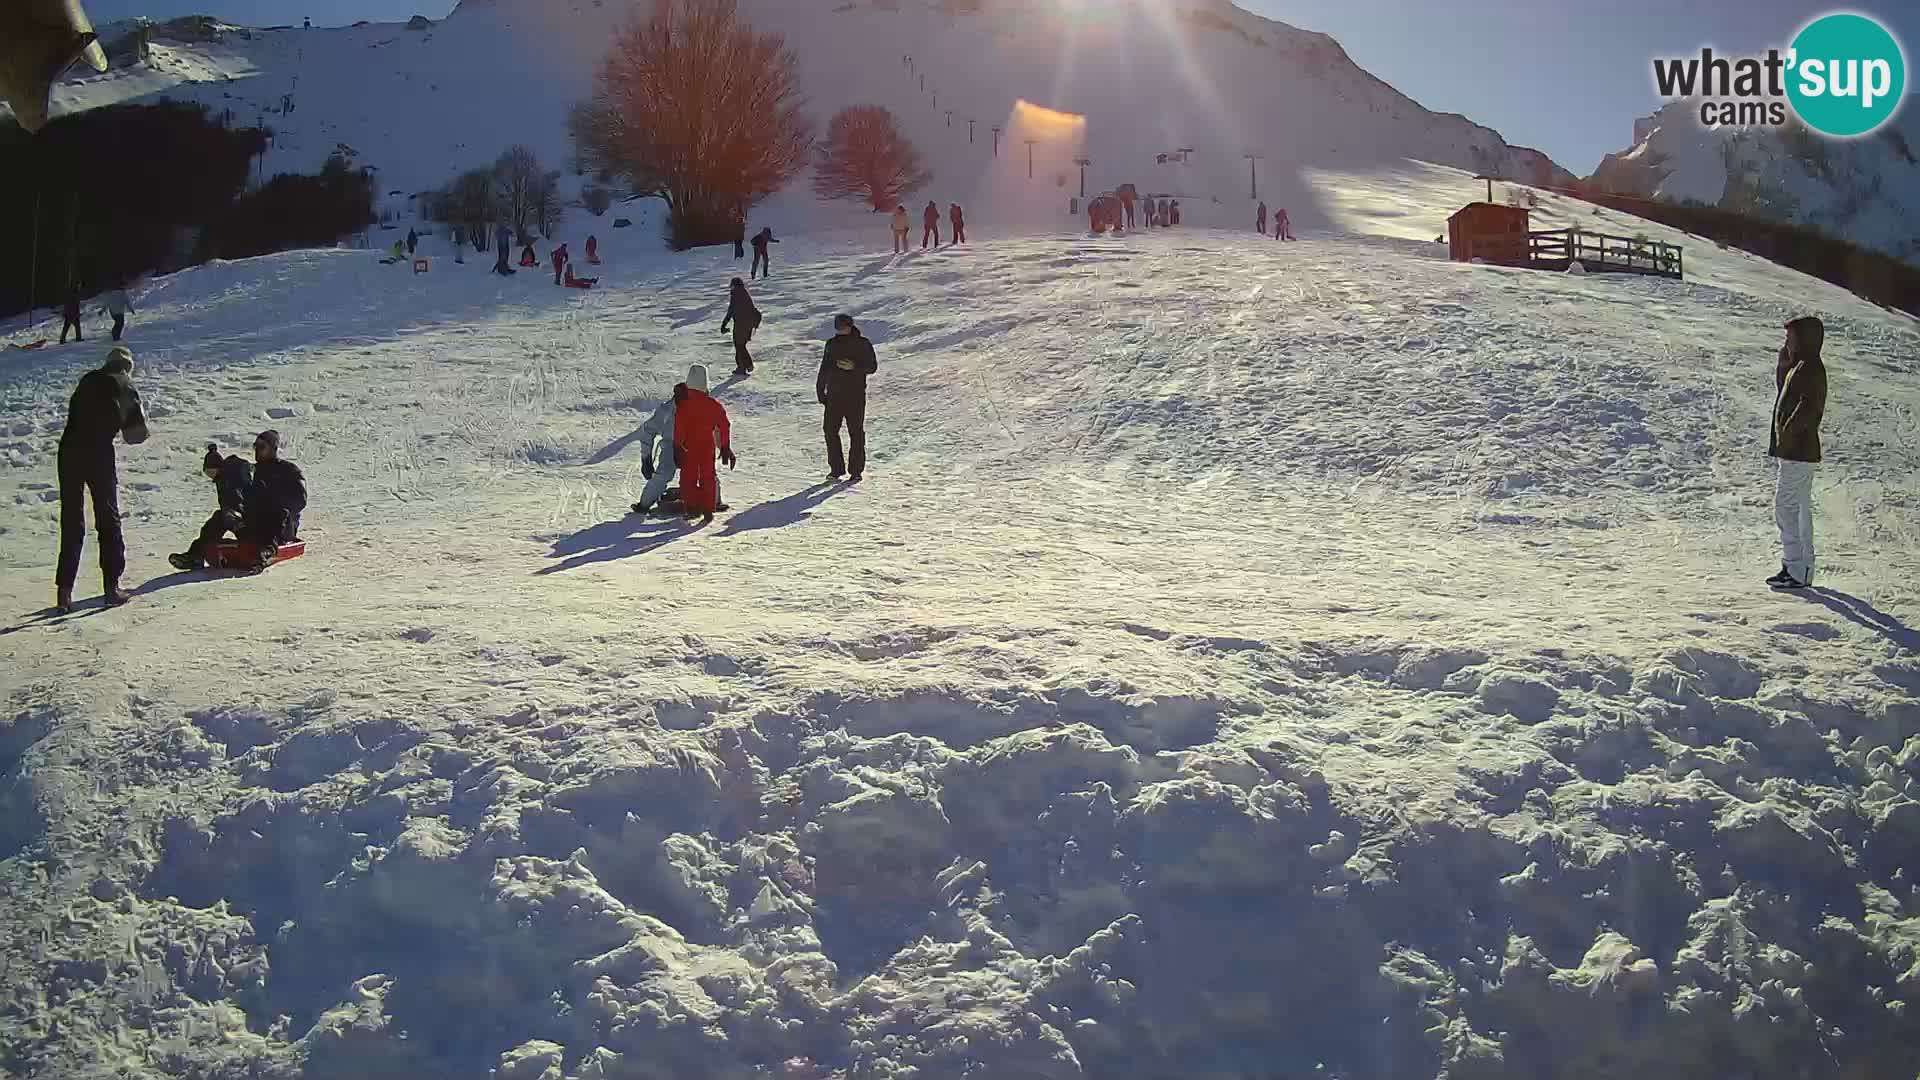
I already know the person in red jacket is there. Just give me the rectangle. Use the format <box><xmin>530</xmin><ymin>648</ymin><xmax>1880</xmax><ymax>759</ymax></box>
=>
<box><xmin>585</xmin><ymin>235</ymin><xmax>600</xmax><ymax>264</ymax></box>
<box><xmin>672</xmin><ymin>363</ymin><xmax>736</xmax><ymax>519</ymax></box>
<box><xmin>1275</xmin><ymin>207</ymin><xmax>1295</xmax><ymax>241</ymax></box>
<box><xmin>922</xmin><ymin>201</ymin><xmax>940</xmax><ymax>249</ymax></box>
<box><xmin>948</xmin><ymin>203</ymin><xmax>966</xmax><ymax>245</ymax></box>
<box><xmin>551</xmin><ymin>243</ymin><xmax>569</xmax><ymax>285</ymax></box>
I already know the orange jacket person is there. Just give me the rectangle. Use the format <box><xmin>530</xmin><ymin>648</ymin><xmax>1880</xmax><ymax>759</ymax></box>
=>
<box><xmin>672</xmin><ymin>364</ymin><xmax>736</xmax><ymax>518</ymax></box>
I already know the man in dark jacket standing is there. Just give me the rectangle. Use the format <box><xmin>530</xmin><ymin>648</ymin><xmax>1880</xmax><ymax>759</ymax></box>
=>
<box><xmin>922</xmin><ymin>201</ymin><xmax>940</xmax><ymax>249</ymax></box>
<box><xmin>60</xmin><ymin>282</ymin><xmax>84</xmax><ymax>344</ymax></box>
<box><xmin>243</xmin><ymin>430</ymin><xmax>307</xmax><ymax>573</ymax></box>
<box><xmin>720</xmin><ymin>277</ymin><xmax>760</xmax><ymax>377</ymax></box>
<box><xmin>1767</xmin><ymin>316</ymin><xmax>1827</xmax><ymax>590</ymax></box>
<box><xmin>169</xmin><ymin>443</ymin><xmax>252</xmax><ymax>570</ymax></box>
<box><xmin>948</xmin><ymin>203</ymin><xmax>967</xmax><ymax>245</ymax></box>
<box><xmin>56</xmin><ymin>345</ymin><xmax>148</xmax><ymax>612</ymax></box>
<box><xmin>818</xmin><ymin>314</ymin><xmax>878</xmax><ymax>482</ymax></box>
<box><xmin>494</xmin><ymin>223</ymin><xmax>513</xmax><ymax>275</ymax></box>
<box><xmin>750</xmin><ymin>227</ymin><xmax>777</xmax><ymax>280</ymax></box>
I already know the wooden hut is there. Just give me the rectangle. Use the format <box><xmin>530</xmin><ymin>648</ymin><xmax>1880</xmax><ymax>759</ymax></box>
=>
<box><xmin>1447</xmin><ymin>202</ymin><xmax>1532</xmax><ymax>266</ymax></box>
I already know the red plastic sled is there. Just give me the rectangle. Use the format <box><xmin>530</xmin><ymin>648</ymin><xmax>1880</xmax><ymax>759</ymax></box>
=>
<box><xmin>206</xmin><ymin>539</ymin><xmax>307</xmax><ymax>571</ymax></box>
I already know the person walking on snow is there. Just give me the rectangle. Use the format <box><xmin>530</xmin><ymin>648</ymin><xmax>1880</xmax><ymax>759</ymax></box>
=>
<box><xmin>241</xmin><ymin>430</ymin><xmax>306</xmax><ymax>574</ymax></box>
<box><xmin>169</xmin><ymin>443</ymin><xmax>252</xmax><ymax>571</ymax></box>
<box><xmin>1767</xmin><ymin>316</ymin><xmax>1828</xmax><ymax>590</ymax></box>
<box><xmin>1275</xmin><ymin>207</ymin><xmax>1295</xmax><ymax>241</ymax></box>
<box><xmin>60</xmin><ymin>282</ymin><xmax>83</xmax><ymax>344</ymax></box>
<box><xmin>890</xmin><ymin>205</ymin><xmax>910</xmax><ymax>254</ymax></box>
<box><xmin>55</xmin><ymin>345</ymin><xmax>147</xmax><ymax>613</ymax></box>
<box><xmin>720</xmin><ymin>277</ymin><xmax>761</xmax><ymax>377</ymax></box>
<box><xmin>922</xmin><ymin>201</ymin><xmax>941</xmax><ymax>249</ymax></box>
<box><xmin>819</xmin><ymin>314</ymin><xmax>878</xmax><ymax>482</ymax></box>
<box><xmin>406</xmin><ymin>228</ymin><xmax>418</xmax><ymax>256</ymax></box>
<box><xmin>733</xmin><ymin>214</ymin><xmax>747</xmax><ymax>260</ymax></box>
<box><xmin>102</xmin><ymin>286</ymin><xmax>133</xmax><ymax>341</ymax></box>
<box><xmin>1256</xmin><ymin>201</ymin><xmax>1267</xmax><ymax>236</ymax></box>
<box><xmin>586</xmin><ymin>235</ymin><xmax>600</xmax><ymax>265</ymax></box>
<box><xmin>452</xmin><ymin>225</ymin><xmax>466</xmax><ymax>264</ymax></box>
<box><xmin>1120</xmin><ymin>185</ymin><xmax>1137</xmax><ymax>230</ymax></box>
<box><xmin>949</xmin><ymin>203</ymin><xmax>966</xmax><ymax>245</ymax></box>
<box><xmin>673</xmin><ymin>364</ymin><xmax>736</xmax><ymax>519</ymax></box>
<box><xmin>750</xmin><ymin>227</ymin><xmax>777</xmax><ymax>280</ymax></box>
<box><xmin>631</xmin><ymin>384</ymin><xmax>683</xmax><ymax>516</ymax></box>
<box><xmin>552</xmin><ymin>243</ymin><xmax>569</xmax><ymax>286</ymax></box>
<box><xmin>494</xmin><ymin>223</ymin><xmax>513</xmax><ymax>275</ymax></box>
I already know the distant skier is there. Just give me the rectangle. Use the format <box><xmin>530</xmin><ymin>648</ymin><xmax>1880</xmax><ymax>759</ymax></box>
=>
<box><xmin>949</xmin><ymin>203</ymin><xmax>966</xmax><ymax>245</ymax></box>
<box><xmin>720</xmin><ymin>277</ymin><xmax>761</xmax><ymax>377</ymax></box>
<box><xmin>672</xmin><ymin>364</ymin><xmax>736</xmax><ymax>519</ymax></box>
<box><xmin>585</xmin><ymin>235</ymin><xmax>600</xmax><ymax>264</ymax></box>
<box><xmin>494</xmin><ymin>223</ymin><xmax>513</xmax><ymax>275</ymax></box>
<box><xmin>1275</xmin><ymin>207</ymin><xmax>1295</xmax><ymax>241</ymax></box>
<box><xmin>1766</xmin><ymin>316</ymin><xmax>1828</xmax><ymax>590</ymax></box>
<box><xmin>241</xmin><ymin>430</ymin><xmax>306</xmax><ymax>573</ymax></box>
<box><xmin>631</xmin><ymin>384</ymin><xmax>682</xmax><ymax>516</ymax></box>
<box><xmin>818</xmin><ymin>314</ymin><xmax>877</xmax><ymax>482</ymax></box>
<box><xmin>168</xmin><ymin>443</ymin><xmax>252</xmax><ymax>571</ymax></box>
<box><xmin>102</xmin><ymin>286</ymin><xmax>133</xmax><ymax>341</ymax></box>
<box><xmin>60</xmin><ymin>282</ymin><xmax>83</xmax><ymax>344</ymax></box>
<box><xmin>55</xmin><ymin>346</ymin><xmax>147</xmax><ymax>613</ymax></box>
<box><xmin>922</xmin><ymin>201</ymin><xmax>940</xmax><ymax>249</ymax></box>
<box><xmin>750</xmin><ymin>227</ymin><xmax>777</xmax><ymax>279</ymax></box>
<box><xmin>406</xmin><ymin>228</ymin><xmax>418</xmax><ymax>255</ymax></box>
<box><xmin>890</xmin><ymin>205</ymin><xmax>910</xmax><ymax>254</ymax></box>
<box><xmin>1256</xmin><ymin>201</ymin><xmax>1267</xmax><ymax>236</ymax></box>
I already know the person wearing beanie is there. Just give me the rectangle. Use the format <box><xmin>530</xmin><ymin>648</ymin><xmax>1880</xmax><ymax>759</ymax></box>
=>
<box><xmin>54</xmin><ymin>346</ymin><xmax>148</xmax><ymax>612</ymax></box>
<box><xmin>631</xmin><ymin>376</ymin><xmax>686</xmax><ymax>516</ymax></box>
<box><xmin>719</xmin><ymin>277</ymin><xmax>761</xmax><ymax>377</ymax></box>
<box><xmin>818</xmin><ymin>314</ymin><xmax>878</xmax><ymax>482</ymax></box>
<box><xmin>240</xmin><ymin>429</ymin><xmax>307</xmax><ymax>573</ymax></box>
<box><xmin>671</xmin><ymin>363</ymin><xmax>736</xmax><ymax>519</ymax></box>
<box><xmin>169</xmin><ymin>443</ymin><xmax>254</xmax><ymax>571</ymax></box>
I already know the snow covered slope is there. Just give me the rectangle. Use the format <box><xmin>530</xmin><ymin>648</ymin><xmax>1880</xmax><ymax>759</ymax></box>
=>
<box><xmin>14</xmin><ymin>0</ymin><xmax>1573</xmax><ymax>234</ymax></box>
<box><xmin>1591</xmin><ymin>100</ymin><xmax>1920</xmax><ymax>266</ymax></box>
<box><xmin>3</xmin><ymin>157</ymin><xmax>1919</xmax><ymax>1079</ymax></box>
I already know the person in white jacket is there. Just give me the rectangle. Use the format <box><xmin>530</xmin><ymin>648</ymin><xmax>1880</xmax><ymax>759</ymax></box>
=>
<box><xmin>102</xmin><ymin>287</ymin><xmax>133</xmax><ymax>341</ymax></box>
<box><xmin>631</xmin><ymin>391</ymin><xmax>679</xmax><ymax>514</ymax></box>
<box><xmin>889</xmin><ymin>205</ymin><xmax>910</xmax><ymax>254</ymax></box>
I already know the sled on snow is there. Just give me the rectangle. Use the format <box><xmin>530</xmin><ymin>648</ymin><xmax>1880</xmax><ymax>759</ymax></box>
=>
<box><xmin>8</xmin><ymin>339</ymin><xmax>48</xmax><ymax>351</ymax></box>
<box><xmin>205</xmin><ymin>539</ymin><xmax>307</xmax><ymax>571</ymax></box>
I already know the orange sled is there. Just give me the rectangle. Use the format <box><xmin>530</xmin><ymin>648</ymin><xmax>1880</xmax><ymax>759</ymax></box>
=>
<box><xmin>206</xmin><ymin>539</ymin><xmax>307</xmax><ymax>570</ymax></box>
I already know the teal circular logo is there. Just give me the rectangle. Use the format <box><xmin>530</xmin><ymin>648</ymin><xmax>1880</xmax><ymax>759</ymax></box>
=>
<box><xmin>1787</xmin><ymin>13</ymin><xmax>1907</xmax><ymax>137</ymax></box>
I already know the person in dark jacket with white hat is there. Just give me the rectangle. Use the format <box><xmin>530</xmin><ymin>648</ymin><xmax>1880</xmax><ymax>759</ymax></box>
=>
<box><xmin>169</xmin><ymin>443</ymin><xmax>253</xmax><ymax>571</ymax></box>
<box><xmin>55</xmin><ymin>345</ymin><xmax>147</xmax><ymax>612</ymax></box>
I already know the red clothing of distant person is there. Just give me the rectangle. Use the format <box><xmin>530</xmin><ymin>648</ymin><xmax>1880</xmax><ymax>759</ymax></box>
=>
<box><xmin>674</xmin><ymin>382</ymin><xmax>731</xmax><ymax>515</ymax></box>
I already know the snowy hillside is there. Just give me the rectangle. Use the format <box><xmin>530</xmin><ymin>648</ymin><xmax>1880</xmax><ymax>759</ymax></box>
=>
<box><xmin>4</xmin><ymin>155</ymin><xmax>1920</xmax><ymax>1079</ymax></box>
<box><xmin>1591</xmin><ymin>99</ymin><xmax>1920</xmax><ymax>267</ymax></box>
<box><xmin>14</xmin><ymin>0</ymin><xmax>1574</xmax><ymax>235</ymax></box>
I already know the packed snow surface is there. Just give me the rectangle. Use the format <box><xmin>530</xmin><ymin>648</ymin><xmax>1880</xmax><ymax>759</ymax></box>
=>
<box><xmin>4</xmin><ymin>159</ymin><xmax>1920</xmax><ymax>1078</ymax></box>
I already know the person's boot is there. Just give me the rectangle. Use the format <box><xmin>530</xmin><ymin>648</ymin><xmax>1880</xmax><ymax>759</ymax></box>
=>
<box><xmin>1765</xmin><ymin>564</ymin><xmax>1792</xmax><ymax>587</ymax></box>
<box><xmin>102</xmin><ymin>578</ymin><xmax>132</xmax><ymax>607</ymax></box>
<box><xmin>169</xmin><ymin>552</ymin><xmax>198</xmax><ymax>571</ymax></box>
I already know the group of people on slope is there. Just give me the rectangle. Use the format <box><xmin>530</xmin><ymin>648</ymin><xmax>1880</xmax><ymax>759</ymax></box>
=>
<box><xmin>890</xmin><ymin>201</ymin><xmax>966</xmax><ymax>253</ymax></box>
<box><xmin>1256</xmin><ymin>201</ymin><xmax>1296</xmax><ymax>241</ymax></box>
<box><xmin>1090</xmin><ymin>188</ymin><xmax>1180</xmax><ymax>234</ymax></box>
<box><xmin>50</xmin><ymin>346</ymin><xmax>309</xmax><ymax>614</ymax></box>
<box><xmin>59</xmin><ymin>282</ymin><xmax>136</xmax><ymax>345</ymax></box>
<box><xmin>631</xmin><ymin>313</ymin><xmax>879</xmax><ymax>520</ymax></box>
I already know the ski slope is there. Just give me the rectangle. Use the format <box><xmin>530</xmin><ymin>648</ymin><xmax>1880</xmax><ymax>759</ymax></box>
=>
<box><xmin>23</xmin><ymin>0</ymin><xmax>1572</xmax><ymax>239</ymax></box>
<box><xmin>3</xmin><ymin>158</ymin><xmax>1920</xmax><ymax>1079</ymax></box>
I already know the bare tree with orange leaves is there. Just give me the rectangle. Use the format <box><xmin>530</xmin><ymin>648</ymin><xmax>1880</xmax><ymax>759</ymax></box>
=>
<box><xmin>570</xmin><ymin>0</ymin><xmax>814</xmax><ymax>250</ymax></box>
